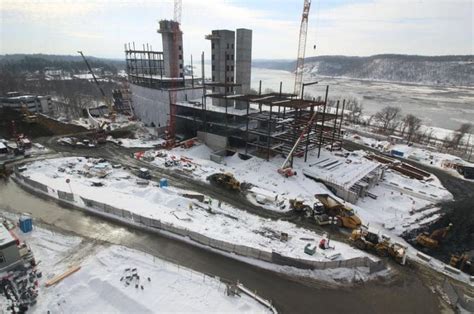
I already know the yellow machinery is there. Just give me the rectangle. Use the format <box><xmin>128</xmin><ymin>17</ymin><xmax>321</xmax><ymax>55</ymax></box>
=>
<box><xmin>208</xmin><ymin>173</ymin><xmax>240</xmax><ymax>191</ymax></box>
<box><xmin>416</xmin><ymin>223</ymin><xmax>452</xmax><ymax>249</ymax></box>
<box><xmin>449</xmin><ymin>253</ymin><xmax>473</xmax><ymax>275</ymax></box>
<box><xmin>350</xmin><ymin>228</ymin><xmax>407</xmax><ymax>265</ymax></box>
<box><xmin>289</xmin><ymin>199</ymin><xmax>311</xmax><ymax>212</ymax></box>
<box><xmin>315</xmin><ymin>194</ymin><xmax>362</xmax><ymax>229</ymax></box>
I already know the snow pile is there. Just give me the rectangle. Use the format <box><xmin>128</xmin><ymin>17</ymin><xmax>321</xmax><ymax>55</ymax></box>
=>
<box><xmin>21</xmin><ymin>157</ymin><xmax>372</xmax><ymax>265</ymax></box>
<box><xmin>16</xmin><ymin>226</ymin><xmax>270</xmax><ymax>313</ymax></box>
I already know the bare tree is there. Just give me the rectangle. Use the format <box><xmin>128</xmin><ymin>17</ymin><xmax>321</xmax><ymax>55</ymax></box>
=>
<box><xmin>345</xmin><ymin>98</ymin><xmax>363</xmax><ymax>124</ymax></box>
<box><xmin>449</xmin><ymin>123</ymin><xmax>472</xmax><ymax>149</ymax></box>
<box><xmin>374</xmin><ymin>106</ymin><xmax>402</xmax><ymax>133</ymax></box>
<box><xmin>401</xmin><ymin>114</ymin><xmax>422</xmax><ymax>141</ymax></box>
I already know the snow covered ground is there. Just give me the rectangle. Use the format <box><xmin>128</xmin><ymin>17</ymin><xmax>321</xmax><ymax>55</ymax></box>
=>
<box><xmin>140</xmin><ymin>144</ymin><xmax>331</xmax><ymax>213</ymax></box>
<box><xmin>8</xmin><ymin>222</ymin><xmax>271</xmax><ymax>313</ymax></box>
<box><xmin>348</xmin><ymin>132</ymin><xmax>474</xmax><ymax>180</ymax></box>
<box><xmin>107</xmin><ymin>137</ymin><xmax>165</xmax><ymax>148</ymax></box>
<box><xmin>137</xmin><ymin>142</ymin><xmax>451</xmax><ymax>236</ymax></box>
<box><xmin>20</xmin><ymin>157</ymin><xmax>373</xmax><ymax>267</ymax></box>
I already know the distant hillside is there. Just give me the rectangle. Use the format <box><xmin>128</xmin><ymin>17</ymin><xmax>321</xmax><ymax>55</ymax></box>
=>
<box><xmin>0</xmin><ymin>54</ymin><xmax>125</xmax><ymax>74</ymax></box>
<box><xmin>253</xmin><ymin>55</ymin><xmax>474</xmax><ymax>86</ymax></box>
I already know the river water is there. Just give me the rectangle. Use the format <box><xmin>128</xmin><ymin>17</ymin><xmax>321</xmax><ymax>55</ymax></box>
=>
<box><xmin>0</xmin><ymin>178</ymin><xmax>441</xmax><ymax>313</ymax></box>
<box><xmin>250</xmin><ymin>68</ymin><xmax>474</xmax><ymax>132</ymax></box>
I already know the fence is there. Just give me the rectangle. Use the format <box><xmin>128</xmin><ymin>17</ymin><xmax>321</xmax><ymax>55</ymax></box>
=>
<box><xmin>14</xmin><ymin>171</ymin><xmax>385</xmax><ymax>274</ymax></box>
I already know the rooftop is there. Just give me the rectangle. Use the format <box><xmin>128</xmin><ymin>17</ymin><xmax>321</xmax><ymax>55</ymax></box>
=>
<box><xmin>0</xmin><ymin>223</ymin><xmax>15</xmax><ymax>248</ymax></box>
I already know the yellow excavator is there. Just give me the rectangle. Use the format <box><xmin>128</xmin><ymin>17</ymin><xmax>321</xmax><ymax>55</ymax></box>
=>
<box><xmin>208</xmin><ymin>173</ymin><xmax>241</xmax><ymax>191</ymax></box>
<box><xmin>416</xmin><ymin>223</ymin><xmax>452</xmax><ymax>249</ymax></box>
<box><xmin>449</xmin><ymin>253</ymin><xmax>473</xmax><ymax>275</ymax></box>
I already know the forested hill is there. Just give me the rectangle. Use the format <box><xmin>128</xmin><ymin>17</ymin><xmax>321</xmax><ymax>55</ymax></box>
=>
<box><xmin>0</xmin><ymin>54</ymin><xmax>125</xmax><ymax>74</ymax></box>
<box><xmin>253</xmin><ymin>55</ymin><xmax>474</xmax><ymax>86</ymax></box>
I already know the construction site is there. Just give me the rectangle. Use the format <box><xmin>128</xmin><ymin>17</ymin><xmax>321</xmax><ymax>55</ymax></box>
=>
<box><xmin>1</xmin><ymin>0</ymin><xmax>474</xmax><ymax>313</ymax></box>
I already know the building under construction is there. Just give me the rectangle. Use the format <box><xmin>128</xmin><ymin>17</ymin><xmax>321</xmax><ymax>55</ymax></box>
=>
<box><xmin>125</xmin><ymin>19</ymin><xmax>345</xmax><ymax>163</ymax></box>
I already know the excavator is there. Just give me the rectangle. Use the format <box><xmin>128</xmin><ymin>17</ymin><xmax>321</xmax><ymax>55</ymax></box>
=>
<box><xmin>449</xmin><ymin>253</ymin><xmax>473</xmax><ymax>275</ymax></box>
<box><xmin>349</xmin><ymin>228</ymin><xmax>407</xmax><ymax>265</ymax></box>
<box><xmin>416</xmin><ymin>223</ymin><xmax>452</xmax><ymax>249</ymax></box>
<box><xmin>208</xmin><ymin>173</ymin><xmax>240</xmax><ymax>192</ymax></box>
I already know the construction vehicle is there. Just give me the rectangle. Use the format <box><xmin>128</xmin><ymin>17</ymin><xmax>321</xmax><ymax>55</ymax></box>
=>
<box><xmin>294</xmin><ymin>0</ymin><xmax>311</xmax><ymax>97</ymax></box>
<box><xmin>350</xmin><ymin>228</ymin><xmax>407</xmax><ymax>265</ymax></box>
<box><xmin>290</xmin><ymin>198</ymin><xmax>332</xmax><ymax>225</ymax></box>
<box><xmin>449</xmin><ymin>253</ymin><xmax>473</xmax><ymax>275</ymax></box>
<box><xmin>78</xmin><ymin>51</ymin><xmax>115</xmax><ymax>121</ymax></box>
<box><xmin>208</xmin><ymin>173</ymin><xmax>240</xmax><ymax>191</ymax></box>
<box><xmin>20</xmin><ymin>103</ymin><xmax>37</xmax><ymax>123</ymax></box>
<box><xmin>415</xmin><ymin>223</ymin><xmax>452</xmax><ymax>249</ymax></box>
<box><xmin>137</xmin><ymin>168</ymin><xmax>152</xmax><ymax>180</ymax></box>
<box><xmin>276</xmin><ymin>0</ymin><xmax>314</xmax><ymax>178</ymax></box>
<box><xmin>289</xmin><ymin>199</ymin><xmax>311</xmax><ymax>212</ymax></box>
<box><xmin>315</xmin><ymin>194</ymin><xmax>362</xmax><ymax>229</ymax></box>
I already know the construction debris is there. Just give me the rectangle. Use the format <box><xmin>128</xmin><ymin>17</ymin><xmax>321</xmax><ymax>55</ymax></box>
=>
<box><xmin>45</xmin><ymin>266</ymin><xmax>81</xmax><ymax>287</ymax></box>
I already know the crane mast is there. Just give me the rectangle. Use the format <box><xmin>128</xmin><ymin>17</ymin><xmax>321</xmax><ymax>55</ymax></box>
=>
<box><xmin>174</xmin><ymin>0</ymin><xmax>182</xmax><ymax>23</ymax></box>
<box><xmin>294</xmin><ymin>0</ymin><xmax>311</xmax><ymax>98</ymax></box>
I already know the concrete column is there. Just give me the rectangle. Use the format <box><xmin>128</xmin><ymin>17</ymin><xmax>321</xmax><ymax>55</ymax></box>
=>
<box><xmin>235</xmin><ymin>28</ymin><xmax>252</xmax><ymax>94</ymax></box>
<box><xmin>158</xmin><ymin>20</ymin><xmax>183</xmax><ymax>78</ymax></box>
<box><xmin>206</xmin><ymin>30</ymin><xmax>235</xmax><ymax>107</ymax></box>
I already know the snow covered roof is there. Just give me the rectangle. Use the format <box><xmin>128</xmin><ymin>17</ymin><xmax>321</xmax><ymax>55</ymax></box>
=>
<box><xmin>0</xmin><ymin>224</ymin><xmax>15</xmax><ymax>248</ymax></box>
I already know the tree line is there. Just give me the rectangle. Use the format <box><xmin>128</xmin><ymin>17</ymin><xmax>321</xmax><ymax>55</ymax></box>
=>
<box><xmin>340</xmin><ymin>98</ymin><xmax>472</xmax><ymax>151</ymax></box>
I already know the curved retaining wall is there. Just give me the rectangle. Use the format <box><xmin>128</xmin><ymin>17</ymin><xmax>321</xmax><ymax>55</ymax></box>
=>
<box><xmin>12</xmin><ymin>171</ymin><xmax>385</xmax><ymax>274</ymax></box>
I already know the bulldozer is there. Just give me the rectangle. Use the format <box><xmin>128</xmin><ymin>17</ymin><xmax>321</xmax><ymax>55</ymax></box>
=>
<box><xmin>315</xmin><ymin>194</ymin><xmax>362</xmax><ymax>229</ymax></box>
<box><xmin>416</xmin><ymin>223</ymin><xmax>452</xmax><ymax>249</ymax></box>
<box><xmin>350</xmin><ymin>228</ymin><xmax>407</xmax><ymax>265</ymax></box>
<box><xmin>208</xmin><ymin>173</ymin><xmax>240</xmax><ymax>192</ymax></box>
<box><xmin>449</xmin><ymin>253</ymin><xmax>473</xmax><ymax>275</ymax></box>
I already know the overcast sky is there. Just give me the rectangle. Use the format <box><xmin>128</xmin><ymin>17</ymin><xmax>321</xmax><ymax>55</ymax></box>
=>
<box><xmin>1</xmin><ymin>0</ymin><xmax>472</xmax><ymax>60</ymax></box>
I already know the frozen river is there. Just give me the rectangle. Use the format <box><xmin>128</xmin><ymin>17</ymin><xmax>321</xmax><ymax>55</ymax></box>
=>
<box><xmin>250</xmin><ymin>68</ymin><xmax>474</xmax><ymax>131</ymax></box>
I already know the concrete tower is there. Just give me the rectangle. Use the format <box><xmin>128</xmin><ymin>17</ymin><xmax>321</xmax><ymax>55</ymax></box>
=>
<box><xmin>158</xmin><ymin>20</ymin><xmax>184</xmax><ymax>78</ymax></box>
<box><xmin>206</xmin><ymin>30</ymin><xmax>235</xmax><ymax>106</ymax></box>
<box><xmin>235</xmin><ymin>29</ymin><xmax>252</xmax><ymax>94</ymax></box>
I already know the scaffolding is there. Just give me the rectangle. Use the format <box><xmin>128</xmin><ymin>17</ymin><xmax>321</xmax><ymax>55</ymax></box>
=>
<box><xmin>125</xmin><ymin>43</ymin><xmax>185</xmax><ymax>89</ymax></box>
<box><xmin>170</xmin><ymin>81</ymin><xmax>345</xmax><ymax>163</ymax></box>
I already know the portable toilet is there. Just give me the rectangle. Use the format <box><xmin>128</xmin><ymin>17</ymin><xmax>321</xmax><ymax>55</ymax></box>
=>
<box><xmin>159</xmin><ymin>178</ymin><xmax>168</xmax><ymax>188</ymax></box>
<box><xmin>19</xmin><ymin>215</ymin><xmax>33</xmax><ymax>233</ymax></box>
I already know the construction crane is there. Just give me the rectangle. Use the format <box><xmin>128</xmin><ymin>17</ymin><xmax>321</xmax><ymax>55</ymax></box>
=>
<box><xmin>77</xmin><ymin>51</ymin><xmax>115</xmax><ymax>121</ymax></box>
<box><xmin>294</xmin><ymin>0</ymin><xmax>311</xmax><ymax>98</ymax></box>
<box><xmin>278</xmin><ymin>109</ymin><xmax>319</xmax><ymax>177</ymax></box>
<box><xmin>174</xmin><ymin>0</ymin><xmax>182</xmax><ymax>23</ymax></box>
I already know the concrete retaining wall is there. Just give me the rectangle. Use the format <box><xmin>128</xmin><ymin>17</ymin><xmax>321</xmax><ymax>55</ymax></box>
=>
<box><xmin>14</xmin><ymin>171</ymin><xmax>385</xmax><ymax>273</ymax></box>
<box><xmin>197</xmin><ymin>131</ymin><xmax>228</xmax><ymax>151</ymax></box>
<box><xmin>58</xmin><ymin>190</ymin><xmax>74</xmax><ymax>202</ymax></box>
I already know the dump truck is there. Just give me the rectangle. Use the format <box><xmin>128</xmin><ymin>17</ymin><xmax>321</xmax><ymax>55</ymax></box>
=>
<box><xmin>208</xmin><ymin>173</ymin><xmax>240</xmax><ymax>191</ymax></box>
<box><xmin>350</xmin><ymin>228</ymin><xmax>407</xmax><ymax>264</ymax></box>
<box><xmin>315</xmin><ymin>194</ymin><xmax>362</xmax><ymax>229</ymax></box>
<box><xmin>416</xmin><ymin>223</ymin><xmax>452</xmax><ymax>249</ymax></box>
